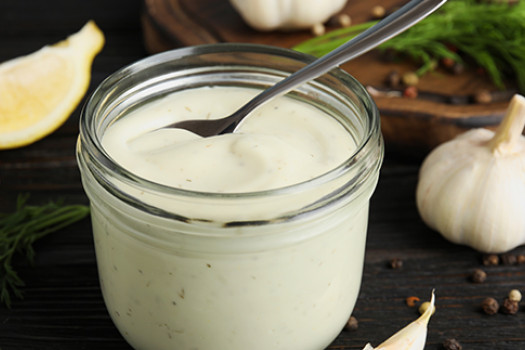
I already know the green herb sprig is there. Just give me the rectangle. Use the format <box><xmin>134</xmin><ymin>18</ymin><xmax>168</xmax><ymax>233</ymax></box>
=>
<box><xmin>0</xmin><ymin>195</ymin><xmax>90</xmax><ymax>308</ymax></box>
<box><xmin>293</xmin><ymin>0</ymin><xmax>525</xmax><ymax>93</ymax></box>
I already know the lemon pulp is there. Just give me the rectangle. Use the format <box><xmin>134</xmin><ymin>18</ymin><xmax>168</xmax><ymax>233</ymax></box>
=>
<box><xmin>0</xmin><ymin>21</ymin><xmax>104</xmax><ymax>149</ymax></box>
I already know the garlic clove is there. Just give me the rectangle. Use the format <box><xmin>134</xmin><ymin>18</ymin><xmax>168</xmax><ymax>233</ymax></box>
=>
<box><xmin>416</xmin><ymin>94</ymin><xmax>525</xmax><ymax>253</ymax></box>
<box><xmin>363</xmin><ymin>292</ymin><xmax>435</xmax><ymax>350</ymax></box>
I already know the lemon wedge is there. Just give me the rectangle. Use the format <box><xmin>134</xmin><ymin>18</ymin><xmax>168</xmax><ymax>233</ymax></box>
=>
<box><xmin>0</xmin><ymin>21</ymin><xmax>104</xmax><ymax>149</ymax></box>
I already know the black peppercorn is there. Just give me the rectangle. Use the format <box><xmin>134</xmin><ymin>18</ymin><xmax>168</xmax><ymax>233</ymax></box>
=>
<box><xmin>482</xmin><ymin>254</ymin><xmax>499</xmax><ymax>266</ymax></box>
<box><xmin>451</xmin><ymin>62</ymin><xmax>465</xmax><ymax>75</ymax></box>
<box><xmin>471</xmin><ymin>268</ymin><xmax>487</xmax><ymax>283</ymax></box>
<box><xmin>345</xmin><ymin>316</ymin><xmax>358</xmax><ymax>331</ymax></box>
<box><xmin>481</xmin><ymin>297</ymin><xmax>499</xmax><ymax>315</ymax></box>
<box><xmin>501</xmin><ymin>254</ymin><xmax>518</xmax><ymax>265</ymax></box>
<box><xmin>441</xmin><ymin>57</ymin><xmax>455</xmax><ymax>69</ymax></box>
<box><xmin>443</xmin><ymin>338</ymin><xmax>462</xmax><ymax>350</ymax></box>
<box><xmin>501</xmin><ymin>298</ymin><xmax>519</xmax><ymax>315</ymax></box>
<box><xmin>386</xmin><ymin>70</ymin><xmax>401</xmax><ymax>88</ymax></box>
<box><xmin>389</xmin><ymin>258</ymin><xmax>403</xmax><ymax>269</ymax></box>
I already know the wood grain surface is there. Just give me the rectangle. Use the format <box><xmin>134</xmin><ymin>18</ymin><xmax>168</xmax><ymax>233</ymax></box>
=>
<box><xmin>1</xmin><ymin>0</ymin><xmax>524</xmax><ymax>349</ymax></box>
<box><xmin>142</xmin><ymin>0</ymin><xmax>517</xmax><ymax>155</ymax></box>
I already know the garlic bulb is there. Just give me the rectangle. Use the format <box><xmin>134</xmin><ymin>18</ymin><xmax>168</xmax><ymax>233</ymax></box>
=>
<box><xmin>228</xmin><ymin>0</ymin><xmax>348</xmax><ymax>31</ymax></box>
<box><xmin>416</xmin><ymin>94</ymin><xmax>525</xmax><ymax>253</ymax></box>
<box><xmin>363</xmin><ymin>292</ymin><xmax>435</xmax><ymax>350</ymax></box>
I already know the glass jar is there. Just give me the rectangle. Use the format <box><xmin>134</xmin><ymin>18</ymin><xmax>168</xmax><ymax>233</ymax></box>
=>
<box><xmin>77</xmin><ymin>43</ymin><xmax>383</xmax><ymax>350</ymax></box>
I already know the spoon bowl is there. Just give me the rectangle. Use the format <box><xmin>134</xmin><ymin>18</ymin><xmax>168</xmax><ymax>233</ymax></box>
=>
<box><xmin>167</xmin><ymin>0</ymin><xmax>447</xmax><ymax>137</ymax></box>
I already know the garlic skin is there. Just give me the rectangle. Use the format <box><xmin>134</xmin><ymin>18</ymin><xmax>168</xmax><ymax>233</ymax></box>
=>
<box><xmin>363</xmin><ymin>292</ymin><xmax>435</xmax><ymax>350</ymax></box>
<box><xmin>416</xmin><ymin>94</ymin><xmax>525</xmax><ymax>253</ymax></box>
<box><xmin>228</xmin><ymin>0</ymin><xmax>348</xmax><ymax>31</ymax></box>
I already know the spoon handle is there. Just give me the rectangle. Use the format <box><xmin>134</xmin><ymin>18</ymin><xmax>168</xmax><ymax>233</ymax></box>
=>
<box><xmin>233</xmin><ymin>0</ymin><xmax>447</xmax><ymax>123</ymax></box>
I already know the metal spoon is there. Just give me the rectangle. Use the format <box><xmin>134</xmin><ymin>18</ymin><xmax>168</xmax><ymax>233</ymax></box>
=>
<box><xmin>168</xmin><ymin>0</ymin><xmax>447</xmax><ymax>137</ymax></box>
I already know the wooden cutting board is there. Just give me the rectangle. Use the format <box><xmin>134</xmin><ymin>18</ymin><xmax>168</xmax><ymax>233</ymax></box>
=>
<box><xmin>141</xmin><ymin>0</ymin><xmax>516</xmax><ymax>156</ymax></box>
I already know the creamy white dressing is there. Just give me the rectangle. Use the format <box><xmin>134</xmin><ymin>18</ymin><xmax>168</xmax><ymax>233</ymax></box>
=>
<box><xmin>102</xmin><ymin>86</ymin><xmax>356</xmax><ymax>193</ymax></box>
<box><xmin>85</xmin><ymin>85</ymin><xmax>372</xmax><ymax>350</ymax></box>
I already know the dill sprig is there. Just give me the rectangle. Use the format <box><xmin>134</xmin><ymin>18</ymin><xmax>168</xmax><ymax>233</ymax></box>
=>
<box><xmin>293</xmin><ymin>0</ymin><xmax>525</xmax><ymax>93</ymax></box>
<box><xmin>0</xmin><ymin>194</ymin><xmax>90</xmax><ymax>308</ymax></box>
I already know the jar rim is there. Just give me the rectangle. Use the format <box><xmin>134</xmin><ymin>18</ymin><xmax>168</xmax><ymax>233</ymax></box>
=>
<box><xmin>79</xmin><ymin>43</ymin><xmax>382</xmax><ymax>201</ymax></box>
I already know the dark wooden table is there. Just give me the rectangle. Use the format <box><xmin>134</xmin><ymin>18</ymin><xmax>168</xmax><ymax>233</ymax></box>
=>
<box><xmin>1</xmin><ymin>1</ymin><xmax>524</xmax><ymax>349</ymax></box>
